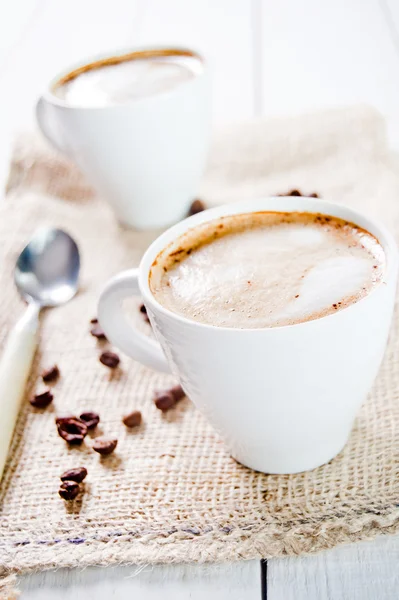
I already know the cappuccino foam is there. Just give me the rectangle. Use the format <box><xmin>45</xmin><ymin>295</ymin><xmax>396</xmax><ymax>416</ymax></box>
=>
<box><xmin>150</xmin><ymin>211</ymin><xmax>385</xmax><ymax>329</ymax></box>
<box><xmin>54</xmin><ymin>53</ymin><xmax>201</xmax><ymax>107</ymax></box>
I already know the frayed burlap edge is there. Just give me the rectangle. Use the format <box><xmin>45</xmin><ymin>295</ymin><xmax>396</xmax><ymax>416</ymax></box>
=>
<box><xmin>2</xmin><ymin>509</ymin><xmax>399</xmax><ymax>578</ymax></box>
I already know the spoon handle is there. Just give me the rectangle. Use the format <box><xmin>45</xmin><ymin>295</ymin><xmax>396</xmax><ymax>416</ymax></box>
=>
<box><xmin>0</xmin><ymin>304</ymin><xmax>39</xmax><ymax>481</ymax></box>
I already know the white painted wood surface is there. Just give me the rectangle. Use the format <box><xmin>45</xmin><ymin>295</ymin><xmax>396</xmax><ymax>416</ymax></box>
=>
<box><xmin>260</xmin><ymin>0</ymin><xmax>399</xmax><ymax>123</ymax></box>
<box><xmin>19</xmin><ymin>562</ymin><xmax>261</xmax><ymax>599</ymax></box>
<box><xmin>1</xmin><ymin>0</ymin><xmax>399</xmax><ymax>597</ymax></box>
<box><xmin>268</xmin><ymin>535</ymin><xmax>399</xmax><ymax>600</ymax></box>
<box><xmin>261</xmin><ymin>0</ymin><xmax>399</xmax><ymax>147</ymax></box>
<box><xmin>131</xmin><ymin>0</ymin><xmax>256</xmax><ymax>124</ymax></box>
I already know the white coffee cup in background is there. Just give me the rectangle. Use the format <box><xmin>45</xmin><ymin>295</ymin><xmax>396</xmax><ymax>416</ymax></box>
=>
<box><xmin>36</xmin><ymin>47</ymin><xmax>211</xmax><ymax>230</ymax></box>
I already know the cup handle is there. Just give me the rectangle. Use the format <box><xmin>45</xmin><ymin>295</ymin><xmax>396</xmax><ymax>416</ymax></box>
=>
<box><xmin>36</xmin><ymin>97</ymin><xmax>71</xmax><ymax>156</ymax></box>
<box><xmin>98</xmin><ymin>269</ymin><xmax>171</xmax><ymax>373</ymax></box>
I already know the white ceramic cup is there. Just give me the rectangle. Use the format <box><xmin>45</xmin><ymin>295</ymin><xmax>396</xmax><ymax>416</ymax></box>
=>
<box><xmin>98</xmin><ymin>197</ymin><xmax>398</xmax><ymax>474</ymax></box>
<box><xmin>36</xmin><ymin>47</ymin><xmax>211</xmax><ymax>230</ymax></box>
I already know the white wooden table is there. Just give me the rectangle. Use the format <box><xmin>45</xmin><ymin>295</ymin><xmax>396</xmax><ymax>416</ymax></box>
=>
<box><xmin>1</xmin><ymin>1</ymin><xmax>399</xmax><ymax>597</ymax></box>
<box><xmin>18</xmin><ymin>535</ymin><xmax>399</xmax><ymax>599</ymax></box>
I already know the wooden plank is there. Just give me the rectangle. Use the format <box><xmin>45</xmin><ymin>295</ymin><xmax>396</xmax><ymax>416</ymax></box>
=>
<box><xmin>381</xmin><ymin>0</ymin><xmax>399</xmax><ymax>54</ymax></box>
<box><xmin>268</xmin><ymin>535</ymin><xmax>399</xmax><ymax>600</ymax></box>
<box><xmin>19</xmin><ymin>561</ymin><xmax>261</xmax><ymax>599</ymax></box>
<box><xmin>260</xmin><ymin>0</ymin><xmax>399</xmax><ymax>147</ymax></box>
<box><xmin>132</xmin><ymin>0</ymin><xmax>256</xmax><ymax>124</ymax></box>
<box><xmin>0</xmin><ymin>0</ymin><xmax>39</xmax><ymax>68</ymax></box>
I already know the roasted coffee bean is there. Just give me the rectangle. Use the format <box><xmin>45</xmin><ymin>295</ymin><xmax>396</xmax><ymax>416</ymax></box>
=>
<box><xmin>122</xmin><ymin>410</ymin><xmax>142</xmax><ymax>428</ymax></box>
<box><xmin>57</xmin><ymin>418</ymin><xmax>88</xmax><ymax>445</ymax></box>
<box><xmin>79</xmin><ymin>411</ymin><xmax>100</xmax><ymax>430</ymax></box>
<box><xmin>60</xmin><ymin>467</ymin><xmax>87</xmax><ymax>483</ymax></box>
<box><xmin>92</xmin><ymin>438</ymin><xmax>118</xmax><ymax>455</ymax></box>
<box><xmin>154</xmin><ymin>390</ymin><xmax>176</xmax><ymax>412</ymax></box>
<box><xmin>288</xmin><ymin>189</ymin><xmax>302</xmax><ymax>196</ymax></box>
<box><xmin>30</xmin><ymin>389</ymin><xmax>53</xmax><ymax>408</ymax></box>
<box><xmin>187</xmin><ymin>198</ymin><xmax>206</xmax><ymax>216</ymax></box>
<box><xmin>170</xmin><ymin>384</ymin><xmax>185</xmax><ymax>402</ymax></box>
<box><xmin>90</xmin><ymin>317</ymin><xmax>98</xmax><ymax>324</ymax></box>
<box><xmin>41</xmin><ymin>364</ymin><xmax>60</xmax><ymax>383</ymax></box>
<box><xmin>59</xmin><ymin>480</ymin><xmax>80</xmax><ymax>500</ymax></box>
<box><xmin>154</xmin><ymin>384</ymin><xmax>186</xmax><ymax>411</ymax></box>
<box><xmin>309</xmin><ymin>192</ymin><xmax>319</xmax><ymax>198</ymax></box>
<box><xmin>90</xmin><ymin>324</ymin><xmax>107</xmax><ymax>340</ymax></box>
<box><xmin>55</xmin><ymin>414</ymin><xmax>76</xmax><ymax>425</ymax></box>
<box><xmin>99</xmin><ymin>351</ymin><xmax>120</xmax><ymax>368</ymax></box>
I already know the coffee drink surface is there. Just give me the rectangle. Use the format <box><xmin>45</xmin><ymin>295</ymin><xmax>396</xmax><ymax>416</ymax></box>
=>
<box><xmin>150</xmin><ymin>211</ymin><xmax>385</xmax><ymax>329</ymax></box>
<box><xmin>53</xmin><ymin>51</ymin><xmax>202</xmax><ymax>107</ymax></box>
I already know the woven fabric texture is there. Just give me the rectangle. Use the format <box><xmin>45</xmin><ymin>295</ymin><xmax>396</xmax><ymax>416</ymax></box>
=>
<box><xmin>1</xmin><ymin>106</ymin><xmax>399</xmax><ymax>578</ymax></box>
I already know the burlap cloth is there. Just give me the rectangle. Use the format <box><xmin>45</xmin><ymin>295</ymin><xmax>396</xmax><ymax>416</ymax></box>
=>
<box><xmin>1</xmin><ymin>106</ymin><xmax>399</xmax><ymax>581</ymax></box>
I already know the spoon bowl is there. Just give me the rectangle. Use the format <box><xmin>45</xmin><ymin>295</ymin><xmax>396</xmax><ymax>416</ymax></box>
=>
<box><xmin>15</xmin><ymin>228</ymin><xmax>80</xmax><ymax>307</ymax></box>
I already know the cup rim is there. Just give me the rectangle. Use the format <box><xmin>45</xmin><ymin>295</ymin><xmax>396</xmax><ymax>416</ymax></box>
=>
<box><xmin>140</xmin><ymin>196</ymin><xmax>398</xmax><ymax>332</ymax></box>
<box><xmin>42</xmin><ymin>45</ymin><xmax>206</xmax><ymax>110</ymax></box>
